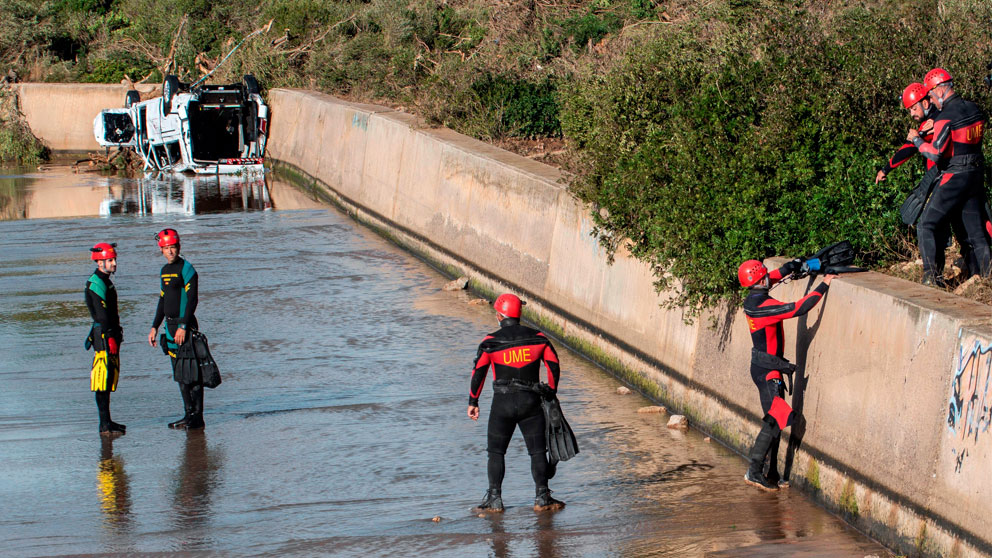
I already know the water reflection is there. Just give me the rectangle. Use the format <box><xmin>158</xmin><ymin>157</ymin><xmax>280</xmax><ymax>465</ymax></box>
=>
<box><xmin>483</xmin><ymin>512</ymin><xmax>563</xmax><ymax>558</ymax></box>
<box><xmin>96</xmin><ymin>437</ymin><xmax>131</xmax><ymax>531</ymax></box>
<box><xmin>102</xmin><ymin>173</ymin><xmax>271</xmax><ymax>216</ymax></box>
<box><xmin>0</xmin><ymin>166</ymin><xmax>273</xmax><ymax>220</ymax></box>
<box><xmin>171</xmin><ymin>431</ymin><xmax>221</xmax><ymax>549</ymax></box>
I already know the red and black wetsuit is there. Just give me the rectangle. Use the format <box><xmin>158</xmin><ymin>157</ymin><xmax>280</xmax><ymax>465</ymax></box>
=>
<box><xmin>470</xmin><ymin>318</ymin><xmax>561</xmax><ymax>490</ymax></box>
<box><xmin>743</xmin><ymin>264</ymin><xmax>828</xmax><ymax>430</ymax></box>
<box><xmin>884</xmin><ymin>117</ymin><xmax>937</xmax><ymax>175</ymax></box>
<box><xmin>885</xmin><ymin>115</ymin><xmax>973</xmax><ymax>270</ymax></box>
<box><xmin>913</xmin><ymin>93</ymin><xmax>990</xmax><ymax>277</ymax></box>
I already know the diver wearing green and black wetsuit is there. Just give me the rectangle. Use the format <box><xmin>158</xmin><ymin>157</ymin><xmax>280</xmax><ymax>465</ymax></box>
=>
<box><xmin>147</xmin><ymin>228</ymin><xmax>203</xmax><ymax>430</ymax></box>
<box><xmin>85</xmin><ymin>242</ymin><xmax>126</xmax><ymax>436</ymax></box>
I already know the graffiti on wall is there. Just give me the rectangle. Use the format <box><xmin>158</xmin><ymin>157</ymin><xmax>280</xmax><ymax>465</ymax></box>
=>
<box><xmin>947</xmin><ymin>332</ymin><xmax>992</xmax><ymax>472</ymax></box>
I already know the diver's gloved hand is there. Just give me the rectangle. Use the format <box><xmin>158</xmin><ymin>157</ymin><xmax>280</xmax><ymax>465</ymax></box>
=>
<box><xmin>107</xmin><ymin>337</ymin><xmax>119</xmax><ymax>355</ymax></box>
<box><xmin>801</xmin><ymin>257</ymin><xmax>821</xmax><ymax>274</ymax></box>
<box><xmin>784</xmin><ymin>259</ymin><xmax>803</xmax><ymax>274</ymax></box>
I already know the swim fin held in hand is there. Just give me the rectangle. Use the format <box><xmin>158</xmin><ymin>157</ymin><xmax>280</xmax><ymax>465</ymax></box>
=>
<box><xmin>811</xmin><ymin>240</ymin><xmax>856</xmax><ymax>269</ymax></box>
<box><xmin>789</xmin><ymin>240</ymin><xmax>866</xmax><ymax>279</ymax></box>
<box><xmin>192</xmin><ymin>331</ymin><xmax>221</xmax><ymax>389</ymax></box>
<box><xmin>173</xmin><ymin>339</ymin><xmax>200</xmax><ymax>384</ymax></box>
<box><xmin>540</xmin><ymin>386</ymin><xmax>579</xmax><ymax>465</ymax></box>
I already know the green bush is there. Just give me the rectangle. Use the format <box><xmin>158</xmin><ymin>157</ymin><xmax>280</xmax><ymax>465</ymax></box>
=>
<box><xmin>472</xmin><ymin>74</ymin><xmax>561</xmax><ymax>139</ymax></box>
<box><xmin>561</xmin><ymin>10</ymin><xmax>622</xmax><ymax>53</ymax></box>
<box><xmin>561</xmin><ymin>1</ymin><xmax>992</xmax><ymax>313</ymax></box>
<box><xmin>0</xmin><ymin>90</ymin><xmax>49</xmax><ymax>166</ymax></box>
<box><xmin>78</xmin><ymin>54</ymin><xmax>155</xmax><ymax>83</ymax></box>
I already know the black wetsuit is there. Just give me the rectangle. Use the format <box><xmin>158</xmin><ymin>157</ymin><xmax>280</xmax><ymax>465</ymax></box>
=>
<box><xmin>914</xmin><ymin>93</ymin><xmax>990</xmax><ymax>278</ymax></box>
<box><xmin>85</xmin><ymin>269</ymin><xmax>123</xmax><ymax>430</ymax></box>
<box><xmin>152</xmin><ymin>257</ymin><xmax>202</xmax><ymax>424</ymax></box>
<box><xmin>470</xmin><ymin>318</ymin><xmax>561</xmax><ymax>491</ymax></box>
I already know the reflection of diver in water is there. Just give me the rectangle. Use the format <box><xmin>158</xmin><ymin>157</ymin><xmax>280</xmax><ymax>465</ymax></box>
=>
<box><xmin>172</xmin><ymin>431</ymin><xmax>219</xmax><ymax>543</ymax></box>
<box><xmin>97</xmin><ymin>437</ymin><xmax>132</xmax><ymax>530</ymax></box>
<box><xmin>482</xmin><ymin>508</ymin><xmax>563</xmax><ymax>558</ymax></box>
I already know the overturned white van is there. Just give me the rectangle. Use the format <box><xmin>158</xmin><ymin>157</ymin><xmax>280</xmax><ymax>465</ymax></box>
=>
<box><xmin>94</xmin><ymin>74</ymin><xmax>268</xmax><ymax>174</ymax></box>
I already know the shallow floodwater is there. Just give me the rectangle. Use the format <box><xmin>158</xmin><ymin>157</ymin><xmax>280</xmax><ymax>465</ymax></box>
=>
<box><xmin>0</xmin><ymin>166</ymin><xmax>894</xmax><ymax>557</ymax></box>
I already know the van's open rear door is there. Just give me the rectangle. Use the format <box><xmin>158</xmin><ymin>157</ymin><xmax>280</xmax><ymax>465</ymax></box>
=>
<box><xmin>93</xmin><ymin>109</ymin><xmax>136</xmax><ymax>147</ymax></box>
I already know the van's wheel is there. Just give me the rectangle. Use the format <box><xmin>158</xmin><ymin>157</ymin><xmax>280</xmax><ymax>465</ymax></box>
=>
<box><xmin>242</xmin><ymin>74</ymin><xmax>260</xmax><ymax>97</ymax></box>
<box><xmin>125</xmin><ymin>90</ymin><xmax>140</xmax><ymax>108</ymax></box>
<box><xmin>162</xmin><ymin>75</ymin><xmax>180</xmax><ymax>115</ymax></box>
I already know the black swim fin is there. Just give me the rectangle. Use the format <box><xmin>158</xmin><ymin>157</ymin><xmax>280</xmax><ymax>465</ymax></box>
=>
<box><xmin>192</xmin><ymin>331</ymin><xmax>222</xmax><ymax>389</ymax></box>
<box><xmin>811</xmin><ymin>240</ymin><xmax>856</xmax><ymax>268</ymax></box>
<box><xmin>541</xmin><ymin>389</ymin><xmax>579</xmax><ymax>465</ymax></box>
<box><xmin>174</xmin><ymin>339</ymin><xmax>200</xmax><ymax>384</ymax></box>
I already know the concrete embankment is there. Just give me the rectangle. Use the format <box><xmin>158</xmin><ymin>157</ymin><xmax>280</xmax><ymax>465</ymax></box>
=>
<box><xmin>13</xmin><ymin>83</ymin><xmax>159</xmax><ymax>151</ymax></box>
<box><xmin>15</xmin><ymin>83</ymin><xmax>992</xmax><ymax>558</ymax></box>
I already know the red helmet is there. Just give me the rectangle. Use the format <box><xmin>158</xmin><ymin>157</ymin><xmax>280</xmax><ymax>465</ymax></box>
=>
<box><xmin>90</xmin><ymin>242</ymin><xmax>118</xmax><ymax>261</ymax></box>
<box><xmin>923</xmin><ymin>68</ymin><xmax>952</xmax><ymax>93</ymax></box>
<box><xmin>738</xmin><ymin>260</ymin><xmax>768</xmax><ymax>288</ymax></box>
<box><xmin>156</xmin><ymin>228</ymin><xmax>180</xmax><ymax>247</ymax></box>
<box><xmin>493</xmin><ymin>293</ymin><xmax>524</xmax><ymax>318</ymax></box>
<box><xmin>902</xmin><ymin>82</ymin><xmax>927</xmax><ymax>109</ymax></box>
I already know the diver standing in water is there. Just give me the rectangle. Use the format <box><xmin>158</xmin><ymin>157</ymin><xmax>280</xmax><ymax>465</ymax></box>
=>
<box><xmin>147</xmin><ymin>229</ymin><xmax>203</xmax><ymax>430</ymax></box>
<box><xmin>85</xmin><ymin>242</ymin><xmax>126</xmax><ymax>437</ymax></box>
<box><xmin>738</xmin><ymin>259</ymin><xmax>834</xmax><ymax>491</ymax></box>
<box><xmin>467</xmin><ymin>293</ymin><xmax>566</xmax><ymax>512</ymax></box>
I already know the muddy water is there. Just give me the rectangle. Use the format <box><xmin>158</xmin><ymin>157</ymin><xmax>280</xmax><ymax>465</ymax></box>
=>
<box><xmin>0</xmin><ymin>166</ymin><xmax>893</xmax><ymax>557</ymax></box>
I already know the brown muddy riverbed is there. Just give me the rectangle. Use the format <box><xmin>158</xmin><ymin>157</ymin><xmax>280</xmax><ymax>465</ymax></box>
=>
<box><xmin>0</xmin><ymin>166</ymin><xmax>894</xmax><ymax>557</ymax></box>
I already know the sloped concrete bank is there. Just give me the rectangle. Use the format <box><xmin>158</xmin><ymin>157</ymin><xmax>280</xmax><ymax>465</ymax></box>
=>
<box><xmin>15</xmin><ymin>83</ymin><xmax>992</xmax><ymax>558</ymax></box>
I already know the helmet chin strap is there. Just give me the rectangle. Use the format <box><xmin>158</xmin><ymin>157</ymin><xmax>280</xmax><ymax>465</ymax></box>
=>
<box><xmin>934</xmin><ymin>82</ymin><xmax>951</xmax><ymax>107</ymax></box>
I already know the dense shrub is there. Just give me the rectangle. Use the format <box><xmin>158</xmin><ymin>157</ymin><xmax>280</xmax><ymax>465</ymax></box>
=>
<box><xmin>472</xmin><ymin>74</ymin><xmax>561</xmax><ymax>138</ymax></box>
<box><xmin>0</xmin><ymin>90</ymin><xmax>50</xmax><ymax>166</ymax></box>
<box><xmin>561</xmin><ymin>0</ymin><xmax>992</xmax><ymax>312</ymax></box>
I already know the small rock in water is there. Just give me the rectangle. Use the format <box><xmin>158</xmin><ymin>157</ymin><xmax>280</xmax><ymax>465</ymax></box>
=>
<box><xmin>431</xmin><ymin>516</ymin><xmax>442</xmax><ymax>523</ymax></box>
<box><xmin>616</xmin><ymin>386</ymin><xmax>631</xmax><ymax>395</ymax></box>
<box><xmin>468</xmin><ymin>298</ymin><xmax>488</xmax><ymax>306</ymax></box>
<box><xmin>667</xmin><ymin>415</ymin><xmax>688</xmax><ymax>429</ymax></box>
<box><xmin>637</xmin><ymin>406</ymin><xmax>666</xmax><ymax>414</ymax></box>
<box><xmin>443</xmin><ymin>276</ymin><xmax>469</xmax><ymax>291</ymax></box>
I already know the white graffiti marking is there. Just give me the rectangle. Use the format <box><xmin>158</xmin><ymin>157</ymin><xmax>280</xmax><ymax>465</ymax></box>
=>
<box><xmin>948</xmin><ymin>335</ymin><xmax>992</xmax><ymax>472</ymax></box>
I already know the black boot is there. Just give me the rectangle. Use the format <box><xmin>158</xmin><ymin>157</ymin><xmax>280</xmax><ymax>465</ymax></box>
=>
<box><xmin>744</xmin><ymin>421</ymin><xmax>779</xmax><ymax>492</ymax></box>
<box><xmin>533</xmin><ymin>486</ymin><xmax>565</xmax><ymax>511</ymax></box>
<box><xmin>170</xmin><ymin>382</ymin><xmax>194</xmax><ymax>428</ymax></box>
<box><xmin>184</xmin><ymin>413</ymin><xmax>205</xmax><ymax>430</ymax></box>
<box><xmin>96</xmin><ymin>391</ymin><xmax>123</xmax><ymax>437</ymax></box>
<box><xmin>473</xmin><ymin>488</ymin><xmax>504</xmax><ymax>513</ymax></box>
<box><xmin>183</xmin><ymin>384</ymin><xmax>204</xmax><ymax>430</ymax></box>
<box><xmin>922</xmin><ymin>273</ymin><xmax>947</xmax><ymax>289</ymax></box>
<box><xmin>764</xmin><ymin>434</ymin><xmax>786</xmax><ymax>488</ymax></box>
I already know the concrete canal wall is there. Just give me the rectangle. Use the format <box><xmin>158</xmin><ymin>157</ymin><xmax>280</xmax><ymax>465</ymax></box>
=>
<box><xmin>14</xmin><ymin>83</ymin><xmax>992</xmax><ymax>558</ymax></box>
<box><xmin>13</xmin><ymin>83</ymin><xmax>159</xmax><ymax>152</ymax></box>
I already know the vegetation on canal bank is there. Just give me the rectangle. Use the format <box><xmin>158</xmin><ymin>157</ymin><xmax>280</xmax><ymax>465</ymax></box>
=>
<box><xmin>0</xmin><ymin>87</ymin><xmax>49</xmax><ymax>165</ymax></box>
<box><xmin>3</xmin><ymin>0</ymin><xmax>992</xmax><ymax>312</ymax></box>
